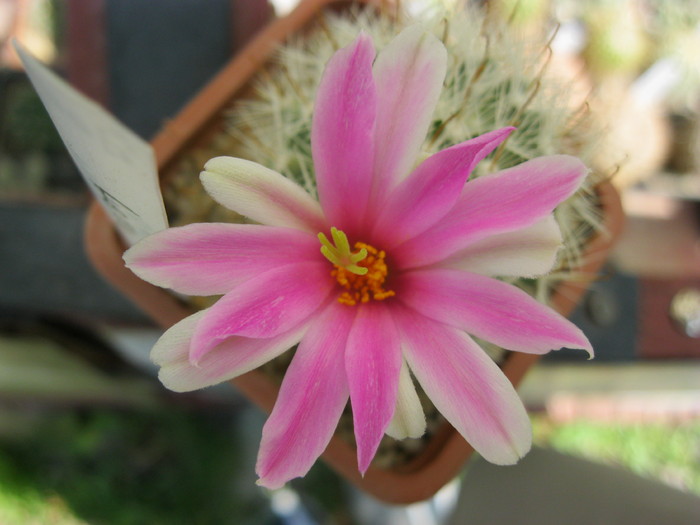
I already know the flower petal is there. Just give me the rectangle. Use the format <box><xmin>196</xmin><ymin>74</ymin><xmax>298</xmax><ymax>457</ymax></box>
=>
<box><xmin>124</xmin><ymin>223</ymin><xmax>321</xmax><ymax>295</ymax></box>
<box><xmin>399</xmin><ymin>268</ymin><xmax>593</xmax><ymax>356</ymax></box>
<box><xmin>442</xmin><ymin>215</ymin><xmax>562</xmax><ymax>278</ymax></box>
<box><xmin>312</xmin><ymin>33</ymin><xmax>376</xmax><ymax>235</ymax></box>
<box><xmin>151</xmin><ymin>310</ymin><xmax>206</xmax><ymax>367</ymax></box>
<box><xmin>256</xmin><ymin>302</ymin><xmax>355</xmax><ymax>489</ymax></box>
<box><xmin>372</xmin><ymin>128</ymin><xmax>513</xmax><ymax>247</ymax></box>
<box><xmin>394</xmin><ymin>305</ymin><xmax>532</xmax><ymax>465</ymax></box>
<box><xmin>190</xmin><ymin>262</ymin><xmax>334</xmax><ymax>362</ymax></box>
<box><xmin>394</xmin><ymin>155</ymin><xmax>589</xmax><ymax>268</ymax></box>
<box><xmin>345</xmin><ymin>303</ymin><xmax>402</xmax><ymax>474</ymax></box>
<box><xmin>385</xmin><ymin>358</ymin><xmax>426</xmax><ymax>440</ymax></box>
<box><xmin>200</xmin><ymin>157</ymin><xmax>326</xmax><ymax>233</ymax></box>
<box><xmin>369</xmin><ymin>25</ymin><xmax>448</xmax><ymax>209</ymax></box>
<box><xmin>151</xmin><ymin>310</ymin><xmax>306</xmax><ymax>392</ymax></box>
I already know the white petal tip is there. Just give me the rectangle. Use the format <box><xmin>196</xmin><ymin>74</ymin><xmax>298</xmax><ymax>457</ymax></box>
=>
<box><xmin>385</xmin><ymin>424</ymin><xmax>426</xmax><ymax>440</ymax></box>
<box><xmin>385</xmin><ymin>429</ymin><xmax>424</xmax><ymax>440</ymax></box>
<box><xmin>575</xmin><ymin>338</ymin><xmax>594</xmax><ymax>360</ymax></box>
<box><xmin>200</xmin><ymin>157</ymin><xmax>259</xmax><ymax>184</ymax></box>
<box><xmin>198</xmin><ymin>170</ymin><xmax>222</xmax><ymax>190</ymax></box>
<box><xmin>256</xmin><ymin>476</ymin><xmax>284</xmax><ymax>491</ymax></box>
<box><xmin>357</xmin><ymin>458</ymin><xmax>371</xmax><ymax>477</ymax></box>
<box><xmin>255</xmin><ymin>478</ymin><xmax>269</xmax><ymax>488</ymax></box>
<box><xmin>557</xmin><ymin>343</ymin><xmax>594</xmax><ymax>360</ymax></box>
<box><xmin>202</xmin><ymin>156</ymin><xmax>235</xmax><ymax>173</ymax></box>
<box><xmin>490</xmin><ymin>443</ymin><xmax>532</xmax><ymax>466</ymax></box>
<box><xmin>149</xmin><ymin>352</ymin><xmax>163</xmax><ymax>367</ymax></box>
<box><xmin>156</xmin><ymin>371</ymin><xmax>190</xmax><ymax>394</ymax></box>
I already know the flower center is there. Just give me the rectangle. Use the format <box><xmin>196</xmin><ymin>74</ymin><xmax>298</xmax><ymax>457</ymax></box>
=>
<box><xmin>318</xmin><ymin>227</ymin><xmax>396</xmax><ymax>306</ymax></box>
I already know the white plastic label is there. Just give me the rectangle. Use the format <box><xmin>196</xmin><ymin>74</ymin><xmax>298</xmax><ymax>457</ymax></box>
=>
<box><xmin>14</xmin><ymin>41</ymin><xmax>168</xmax><ymax>245</ymax></box>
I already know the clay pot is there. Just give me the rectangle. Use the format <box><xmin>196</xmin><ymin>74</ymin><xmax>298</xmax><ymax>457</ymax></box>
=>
<box><xmin>85</xmin><ymin>0</ymin><xmax>624</xmax><ymax>504</ymax></box>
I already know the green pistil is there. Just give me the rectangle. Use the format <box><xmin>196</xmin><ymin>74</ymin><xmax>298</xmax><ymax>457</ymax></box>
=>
<box><xmin>318</xmin><ymin>227</ymin><xmax>368</xmax><ymax>275</ymax></box>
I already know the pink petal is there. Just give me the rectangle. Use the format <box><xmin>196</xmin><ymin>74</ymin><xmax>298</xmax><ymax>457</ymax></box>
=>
<box><xmin>442</xmin><ymin>215</ymin><xmax>562</xmax><ymax>278</ymax></box>
<box><xmin>372</xmin><ymin>128</ymin><xmax>513</xmax><ymax>247</ymax></box>
<box><xmin>256</xmin><ymin>302</ymin><xmax>355</xmax><ymax>489</ymax></box>
<box><xmin>124</xmin><ymin>223</ymin><xmax>321</xmax><ymax>295</ymax></box>
<box><xmin>368</xmin><ymin>25</ymin><xmax>448</xmax><ymax>212</ymax></box>
<box><xmin>190</xmin><ymin>262</ymin><xmax>334</xmax><ymax>362</ymax></box>
<box><xmin>394</xmin><ymin>155</ymin><xmax>589</xmax><ymax>268</ymax></box>
<box><xmin>312</xmin><ymin>34</ymin><xmax>376</xmax><ymax>235</ymax></box>
<box><xmin>399</xmin><ymin>268</ymin><xmax>593</xmax><ymax>356</ymax></box>
<box><xmin>394</xmin><ymin>305</ymin><xmax>532</xmax><ymax>465</ymax></box>
<box><xmin>345</xmin><ymin>303</ymin><xmax>402</xmax><ymax>473</ymax></box>
<box><xmin>200</xmin><ymin>157</ymin><xmax>326</xmax><ymax>233</ymax></box>
<box><xmin>385</xmin><ymin>358</ymin><xmax>425</xmax><ymax>440</ymax></box>
<box><xmin>151</xmin><ymin>310</ymin><xmax>306</xmax><ymax>392</ymax></box>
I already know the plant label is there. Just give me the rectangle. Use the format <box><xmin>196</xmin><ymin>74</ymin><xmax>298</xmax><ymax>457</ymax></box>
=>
<box><xmin>13</xmin><ymin>41</ymin><xmax>168</xmax><ymax>246</ymax></box>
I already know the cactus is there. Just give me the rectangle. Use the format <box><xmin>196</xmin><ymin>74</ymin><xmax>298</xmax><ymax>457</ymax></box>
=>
<box><xmin>223</xmin><ymin>2</ymin><xmax>605</xmax><ymax>305</ymax></box>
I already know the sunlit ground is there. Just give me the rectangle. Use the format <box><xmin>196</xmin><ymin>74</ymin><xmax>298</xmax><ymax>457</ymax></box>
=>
<box><xmin>532</xmin><ymin>415</ymin><xmax>700</xmax><ymax>495</ymax></box>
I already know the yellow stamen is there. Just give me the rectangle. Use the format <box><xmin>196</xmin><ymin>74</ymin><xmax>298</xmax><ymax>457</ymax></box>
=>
<box><xmin>319</xmin><ymin>228</ymin><xmax>396</xmax><ymax>306</ymax></box>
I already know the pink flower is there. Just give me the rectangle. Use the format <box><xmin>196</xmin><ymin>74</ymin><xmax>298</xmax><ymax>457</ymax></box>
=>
<box><xmin>124</xmin><ymin>26</ymin><xmax>592</xmax><ymax>488</ymax></box>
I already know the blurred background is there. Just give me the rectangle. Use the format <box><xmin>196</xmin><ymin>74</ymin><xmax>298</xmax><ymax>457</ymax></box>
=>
<box><xmin>1</xmin><ymin>0</ymin><xmax>700</xmax><ymax>523</ymax></box>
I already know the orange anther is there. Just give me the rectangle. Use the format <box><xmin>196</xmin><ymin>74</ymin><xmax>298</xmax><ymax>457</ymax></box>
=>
<box><xmin>330</xmin><ymin>241</ymin><xmax>395</xmax><ymax>306</ymax></box>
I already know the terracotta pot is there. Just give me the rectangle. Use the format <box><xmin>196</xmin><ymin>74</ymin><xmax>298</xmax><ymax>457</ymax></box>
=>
<box><xmin>84</xmin><ymin>0</ymin><xmax>624</xmax><ymax>504</ymax></box>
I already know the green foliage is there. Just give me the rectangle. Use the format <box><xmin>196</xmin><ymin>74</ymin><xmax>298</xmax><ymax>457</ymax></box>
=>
<box><xmin>0</xmin><ymin>447</ymin><xmax>87</xmax><ymax>525</ymax></box>
<box><xmin>0</xmin><ymin>82</ymin><xmax>64</xmax><ymax>156</ymax></box>
<box><xmin>0</xmin><ymin>407</ymin><xmax>272</xmax><ymax>525</ymax></box>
